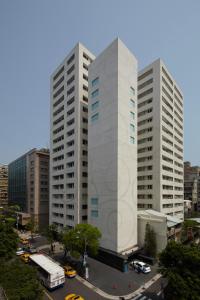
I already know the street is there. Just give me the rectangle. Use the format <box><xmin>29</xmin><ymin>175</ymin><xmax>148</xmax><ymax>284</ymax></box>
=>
<box><xmin>43</xmin><ymin>277</ymin><xmax>106</xmax><ymax>300</ymax></box>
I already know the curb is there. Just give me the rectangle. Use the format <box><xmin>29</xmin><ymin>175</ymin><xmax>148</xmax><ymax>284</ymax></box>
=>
<box><xmin>76</xmin><ymin>273</ymin><xmax>162</xmax><ymax>300</ymax></box>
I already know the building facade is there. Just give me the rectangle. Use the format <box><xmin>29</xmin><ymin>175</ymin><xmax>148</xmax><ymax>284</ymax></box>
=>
<box><xmin>184</xmin><ymin>161</ymin><xmax>200</xmax><ymax>211</ymax></box>
<box><xmin>88</xmin><ymin>38</ymin><xmax>138</xmax><ymax>254</ymax></box>
<box><xmin>138</xmin><ymin>209</ymin><xmax>182</xmax><ymax>253</ymax></box>
<box><xmin>50</xmin><ymin>43</ymin><xmax>95</xmax><ymax>229</ymax></box>
<box><xmin>9</xmin><ymin>152</ymin><xmax>29</xmax><ymax>211</ymax></box>
<box><xmin>8</xmin><ymin>148</ymin><xmax>49</xmax><ymax>228</ymax></box>
<box><xmin>137</xmin><ymin>59</ymin><xmax>184</xmax><ymax>219</ymax></box>
<box><xmin>0</xmin><ymin>164</ymin><xmax>8</xmax><ymax>207</ymax></box>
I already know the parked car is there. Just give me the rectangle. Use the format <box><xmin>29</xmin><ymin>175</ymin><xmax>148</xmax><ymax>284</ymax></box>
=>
<box><xmin>65</xmin><ymin>294</ymin><xmax>84</xmax><ymax>300</ymax></box>
<box><xmin>16</xmin><ymin>248</ymin><xmax>25</xmax><ymax>256</ymax></box>
<box><xmin>20</xmin><ymin>238</ymin><xmax>29</xmax><ymax>245</ymax></box>
<box><xmin>64</xmin><ymin>265</ymin><xmax>77</xmax><ymax>278</ymax></box>
<box><xmin>20</xmin><ymin>253</ymin><xmax>31</xmax><ymax>263</ymax></box>
<box><xmin>131</xmin><ymin>260</ymin><xmax>151</xmax><ymax>273</ymax></box>
<box><xmin>28</xmin><ymin>247</ymin><xmax>37</xmax><ymax>254</ymax></box>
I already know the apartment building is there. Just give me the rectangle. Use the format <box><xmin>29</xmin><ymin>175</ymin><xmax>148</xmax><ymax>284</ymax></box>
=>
<box><xmin>8</xmin><ymin>148</ymin><xmax>49</xmax><ymax>228</ymax></box>
<box><xmin>50</xmin><ymin>43</ymin><xmax>95</xmax><ymax>229</ymax></box>
<box><xmin>137</xmin><ymin>59</ymin><xmax>184</xmax><ymax>219</ymax></box>
<box><xmin>88</xmin><ymin>38</ymin><xmax>138</xmax><ymax>255</ymax></box>
<box><xmin>0</xmin><ymin>164</ymin><xmax>8</xmax><ymax>207</ymax></box>
<box><xmin>184</xmin><ymin>161</ymin><xmax>200</xmax><ymax>211</ymax></box>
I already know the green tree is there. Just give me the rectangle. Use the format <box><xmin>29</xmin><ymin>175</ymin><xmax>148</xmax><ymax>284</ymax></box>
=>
<box><xmin>144</xmin><ymin>223</ymin><xmax>157</xmax><ymax>257</ymax></box>
<box><xmin>62</xmin><ymin>223</ymin><xmax>101</xmax><ymax>259</ymax></box>
<box><xmin>25</xmin><ymin>218</ymin><xmax>37</xmax><ymax>239</ymax></box>
<box><xmin>181</xmin><ymin>219</ymin><xmax>199</xmax><ymax>242</ymax></box>
<box><xmin>0</xmin><ymin>222</ymin><xmax>19</xmax><ymax>260</ymax></box>
<box><xmin>159</xmin><ymin>241</ymin><xmax>200</xmax><ymax>300</ymax></box>
<box><xmin>43</xmin><ymin>224</ymin><xmax>59</xmax><ymax>252</ymax></box>
<box><xmin>0</xmin><ymin>260</ymin><xmax>43</xmax><ymax>300</ymax></box>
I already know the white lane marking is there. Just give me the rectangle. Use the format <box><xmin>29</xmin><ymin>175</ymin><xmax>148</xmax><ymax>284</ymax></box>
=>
<box><xmin>44</xmin><ymin>290</ymin><xmax>54</xmax><ymax>300</ymax></box>
<box><xmin>132</xmin><ymin>294</ymin><xmax>142</xmax><ymax>300</ymax></box>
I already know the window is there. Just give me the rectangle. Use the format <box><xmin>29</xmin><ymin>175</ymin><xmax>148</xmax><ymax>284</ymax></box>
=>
<box><xmin>91</xmin><ymin>197</ymin><xmax>98</xmax><ymax>205</ymax></box>
<box><xmin>130</xmin><ymin>112</ymin><xmax>135</xmax><ymax>120</ymax></box>
<box><xmin>130</xmin><ymin>87</ymin><xmax>135</xmax><ymax>96</ymax></box>
<box><xmin>91</xmin><ymin>89</ymin><xmax>99</xmax><ymax>98</ymax></box>
<box><xmin>92</xmin><ymin>77</ymin><xmax>99</xmax><ymax>87</ymax></box>
<box><xmin>130</xmin><ymin>124</ymin><xmax>135</xmax><ymax>132</ymax></box>
<box><xmin>67</xmin><ymin>54</ymin><xmax>75</xmax><ymax>65</ymax></box>
<box><xmin>130</xmin><ymin>99</ymin><xmax>135</xmax><ymax>108</ymax></box>
<box><xmin>130</xmin><ymin>136</ymin><xmax>135</xmax><ymax>144</ymax></box>
<box><xmin>91</xmin><ymin>101</ymin><xmax>99</xmax><ymax>111</ymax></box>
<box><xmin>91</xmin><ymin>113</ymin><xmax>99</xmax><ymax>123</ymax></box>
<box><xmin>53</xmin><ymin>66</ymin><xmax>64</xmax><ymax>81</ymax></box>
<box><xmin>91</xmin><ymin>210</ymin><xmax>98</xmax><ymax>217</ymax></box>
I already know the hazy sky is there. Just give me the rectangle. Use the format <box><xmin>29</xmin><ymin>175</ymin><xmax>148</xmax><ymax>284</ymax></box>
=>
<box><xmin>0</xmin><ymin>0</ymin><xmax>200</xmax><ymax>165</ymax></box>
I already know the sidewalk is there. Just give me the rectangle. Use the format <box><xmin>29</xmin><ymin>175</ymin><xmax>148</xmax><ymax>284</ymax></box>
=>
<box><xmin>76</xmin><ymin>273</ymin><xmax>162</xmax><ymax>300</ymax></box>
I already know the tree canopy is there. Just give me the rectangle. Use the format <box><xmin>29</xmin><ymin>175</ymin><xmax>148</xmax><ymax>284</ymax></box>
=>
<box><xmin>144</xmin><ymin>222</ymin><xmax>157</xmax><ymax>257</ymax></box>
<box><xmin>159</xmin><ymin>241</ymin><xmax>200</xmax><ymax>300</ymax></box>
<box><xmin>0</xmin><ymin>260</ymin><xmax>43</xmax><ymax>300</ymax></box>
<box><xmin>62</xmin><ymin>223</ymin><xmax>101</xmax><ymax>258</ymax></box>
<box><xmin>0</xmin><ymin>222</ymin><xmax>19</xmax><ymax>260</ymax></box>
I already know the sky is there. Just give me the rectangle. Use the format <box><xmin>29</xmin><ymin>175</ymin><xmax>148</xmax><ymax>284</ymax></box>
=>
<box><xmin>0</xmin><ymin>0</ymin><xmax>200</xmax><ymax>165</ymax></box>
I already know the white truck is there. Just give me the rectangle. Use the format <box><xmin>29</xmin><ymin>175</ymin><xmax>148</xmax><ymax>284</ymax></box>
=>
<box><xmin>30</xmin><ymin>253</ymin><xmax>65</xmax><ymax>290</ymax></box>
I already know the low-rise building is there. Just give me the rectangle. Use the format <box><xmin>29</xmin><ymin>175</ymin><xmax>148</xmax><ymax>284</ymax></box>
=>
<box><xmin>138</xmin><ymin>209</ymin><xmax>182</xmax><ymax>253</ymax></box>
<box><xmin>184</xmin><ymin>161</ymin><xmax>200</xmax><ymax>211</ymax></box>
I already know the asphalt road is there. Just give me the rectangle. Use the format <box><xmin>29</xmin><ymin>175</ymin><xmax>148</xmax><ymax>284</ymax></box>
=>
<box><xmin>43</xmin><ymin>277</ymin><xmax>106</xmax><ymax>300</ymax></box>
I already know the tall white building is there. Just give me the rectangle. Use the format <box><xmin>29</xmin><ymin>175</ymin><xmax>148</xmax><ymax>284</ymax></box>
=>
<box><xmin>137</xmin><ymin>59</ymin><xmax>184</xmax><ymax>219</ymax></box>
<box><xmin>50</xmin><ymin>43</ymin><xmax>95</xmax><ymax>228</ymax></box>
<box><xmin>88</xmin><ymin>38</ymin><xmax>138</xmax><ymax>254</ymax></box>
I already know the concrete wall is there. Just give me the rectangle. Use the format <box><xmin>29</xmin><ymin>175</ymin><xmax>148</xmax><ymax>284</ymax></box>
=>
<box><xmin>88</xmin><ymin>38</ymin><xmax>138</xmax><ymax>253</ymax></box>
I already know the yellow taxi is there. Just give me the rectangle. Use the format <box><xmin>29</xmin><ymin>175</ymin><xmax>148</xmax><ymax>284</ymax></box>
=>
<box><xmin>20</xmin><ymin>238</ymin><xmax>29</xmax><ymax>245</ymax></box>
<box><xmin>20</xmin><ymin>253</ymin><xmax>31</xmax><ymax>263</ymax></box>
<box><xmin>64</xmin><ymin>265</ymin><xmax>77</xmax><ymax>278</ymax></box>
<box><xmin>65</xmin><ymin>294</ymin><xmax>84</xmax><ymax>300</ymax></box>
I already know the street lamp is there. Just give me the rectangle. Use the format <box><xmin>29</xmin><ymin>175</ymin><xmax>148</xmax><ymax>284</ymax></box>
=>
<box><xmin>76</xmin><ymin>231</ymin><xmax>88</xmax><ymax>279</ymax></box>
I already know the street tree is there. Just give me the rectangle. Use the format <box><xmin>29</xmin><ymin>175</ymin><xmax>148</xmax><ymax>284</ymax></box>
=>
<box><xmin>43</xmin><ymin>224</ymin><xmax>59</xmax><ymax>252</ymax></box>
<box><xmin>62</xmin><ymin>223</ymin><xmax>101</xmax><ymax>259</ymax></box>
<box><xmin>144</xmin><ymin>222</ymin><xmax>157</xmax><ymax>257</ymax></box>
<box><xmin>159</xmin><ymin>241</ymin><xmax>200</xmax><ymax>300</ymax></box>
<box><xmin>25</xmin><ymin>218</ymin><xmax>37</xmax><ymax>239</ymax></box>
<box><xmin>0</xmin><ymin>221</ymin><xmax>19</xmax><ymax>260</ymax></box>
<box><xmin>0</xmin><ymin>260</ymin><xmax>43</xmax><ymax>300</ymax></box>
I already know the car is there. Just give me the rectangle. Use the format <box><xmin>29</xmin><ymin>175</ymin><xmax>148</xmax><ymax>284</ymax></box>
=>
<box><xmin>65</xmin><ymin>294</ymin><xmax>84</xmax><ymax>300</ymax></box>
<box><xmin>20</xmin><ymin>238</ymin><xmax>29</xmax><ymax>245</ymax></box>
<box><xmin>131</xmin><ymin>260</ymin><xmax>151</xmax><ymax>273</ymax></box>
<box><xmin>20</xmin><ymin>253</ymin><xmax>31</xmax><ymax>263</ymax></box>
<box><xmin>28</xmin><ymin>247</ymin><xmax>37</xmax><ymax>254</ymax></box>
<box><xmin>64</xmin><ymin>265</ymin><xmax>77</xmax><ymax>278</ymax></box>
<box><xmin>16</xmin><ymin>248</ymin><xmax>25</xmax><ymax>256</ymax></box>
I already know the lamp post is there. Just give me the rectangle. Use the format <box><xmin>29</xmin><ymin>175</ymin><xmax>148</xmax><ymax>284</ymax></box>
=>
<box><xmin>16</xmin><ymin>211</ymin><xmax>19</xmax><ymax>230</ymax></box>
<box><xmin>77</xmin><ymin>231</ymin><xmax>88</xmax><ymax>279</ymax></box>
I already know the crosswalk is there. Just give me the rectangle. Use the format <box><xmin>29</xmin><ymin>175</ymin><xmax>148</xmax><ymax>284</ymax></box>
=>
<box><xmin>130</xmin><ymin>293</ymin><xmax>152</xmax><ymax>300</ymax></box>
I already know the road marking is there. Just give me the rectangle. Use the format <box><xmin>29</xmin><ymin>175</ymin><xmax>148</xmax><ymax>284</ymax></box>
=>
<box><xmin>131</xmin><ymin>294</ymin><xmax>142</xmax><ymax>300</ymax></box>
<box><xmin>157</xmin><ymin>290</ymin><xmax>162</xmax><ymax>296</ymax></box>
<box><xmin>140</xmin><ymin>296</ymin><xmax>147</xmax><ymax>300</ymax></box>
<box><xmin>44</xmin><ymin>290</ymin><xmax>54</xmax><ymax>300</ymax></box>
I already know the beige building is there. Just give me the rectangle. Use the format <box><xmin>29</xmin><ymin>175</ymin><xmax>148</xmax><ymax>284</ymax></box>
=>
<box><xmin>137</xmin><ymin>59</ymin><xmax>184</xmax><ymax>220</ymax></box>
<box><xmin>0</xmin><ymin>164</ymin><xmax>8</xmax><ymax>207</ymax></box>
<box><xmin>8</xmin><ymin>148</ymin><xmax>49</xmax><ymax>229</ymax></box>
<box><xmin>50</xmin><ymin>43</ymin><xmax>95</xmax><ymax>229</ymax></box>
<box><xmin>138</xmin><ymin>209</ymin><xmax>182</xmax><ymax>253</ymax></box>
<box><xmin>184</xmin><ymin>161</ymin><xmax>200</xmax><ymax>211</ymax></box>
<box><xmin>27</xmin><ymin>149</ymin><xmax>49</xmax><ymax>228</ymax></box>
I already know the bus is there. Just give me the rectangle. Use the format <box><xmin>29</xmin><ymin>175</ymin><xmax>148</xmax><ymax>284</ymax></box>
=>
<box><xmin>30</xmin><ymin>253</ymin><xmax>65</xmax><ymax>290</ymax></box>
